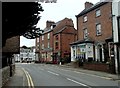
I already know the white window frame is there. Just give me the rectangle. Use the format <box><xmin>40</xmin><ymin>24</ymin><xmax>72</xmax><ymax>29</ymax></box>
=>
<box><xmin>96</xmin><ymin>23</ymin><xmax>102</xmax><ymax>36</ymax></box>
<box><xmin>37</xmin><ymin>38</ymin><xmax>39</xmax><ymax>43</ymax></box>
<box><xmin>96</xmin><ymin>9</ymin><xmax>101</xmax><ymax>17</ymax></box>
<box><xmin>83</xmin><ymin>28</ymin><xmax>88</xmax><ymax>39</ymax></box>
<box><xmin>83</xmin><ymin>16</ymin><xmax>87</xmax><ymax>22</ymax></box>
<box><xmin>37</xmin><ymin>44</ymin><xmax>39</xmax><ymax>50</ymax></box>
<box><xmin>42</xmin><ymin>35</ymin><xmax>44</xmax><ymax>40</ymax></box>
<box><xmin>48</xmin><ymin>33</ymin><xmax>50</xmax><ymax>39</ymax></box>
<box><xmin>42</xmin><ymin>44</ymin><xmax>44</xmax><ymax>49</ymax></box>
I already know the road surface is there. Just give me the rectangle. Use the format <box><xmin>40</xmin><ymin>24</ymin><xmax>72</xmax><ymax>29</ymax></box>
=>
<box><xmin>16</xmin><ymin>63</ymin><xmax>119</xmax><ymax>88</ymax></box>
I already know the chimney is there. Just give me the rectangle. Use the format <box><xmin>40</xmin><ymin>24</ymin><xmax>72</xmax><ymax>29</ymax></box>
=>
<box><xmin>46</xmin><ymin>21</ymin><xmax>55</xmax><ymax>28</ymax></box>
<box><xmin>85</xmin><ymin>2</ymin><xmax>93</xmax><ymax>9</ymax></box>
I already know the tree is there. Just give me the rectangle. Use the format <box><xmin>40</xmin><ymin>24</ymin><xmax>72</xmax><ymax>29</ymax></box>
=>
<box><xmin>2</xmin><ymin>2</ymin><xmax>44</xmax><ymax>47</ymax></box>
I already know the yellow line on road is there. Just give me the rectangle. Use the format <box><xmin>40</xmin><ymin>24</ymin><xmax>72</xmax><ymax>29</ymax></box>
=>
<box><xmin>22</xmin><ymin>68</ymin><xmax>34</xmax><ymax>88</ymax></box>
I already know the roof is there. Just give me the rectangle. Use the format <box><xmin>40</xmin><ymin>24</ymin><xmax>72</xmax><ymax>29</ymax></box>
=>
<box><xmin>42</xmin><ymin>28</ymin><xmax>53</xmax><ymax>34</ymax></box>
<box><xmin>53</xmin><ymin>26</ymin><xmax>66</xmax><ymax>35</ymax></box>
<box><xmin>70</xmin><ymin>40</ymin><xmax>94</xmax><ymax>45</ymax></box>
<box><xmin>76</xmin><ymin>2</ymin><xmax>108</xmax><ymax>17</ymax></box>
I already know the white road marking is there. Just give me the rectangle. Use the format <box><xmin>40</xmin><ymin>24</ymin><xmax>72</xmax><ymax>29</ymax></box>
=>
<box><xmin>39</xmin><ymin>68</ymin><xmax>44</xmax><ymax>71</ymax></box>
<box><xmin>61</xmin><ymin>69</ymin><xmax>69</xmax><ymax>71</ymax></box>
<box><xmin>67</xmin><ymin>78</ymin><xmax>91</xmax><ymax>88</ymax></box>
<box><xmin>73</xmin><ymin>71</ymin><xmax>112</xmax><ymax>80</ymax></box>
<box><xmin>47</xmin><ymin>71</ymin><xmax>59</xmax><ymax>76</ymax></box>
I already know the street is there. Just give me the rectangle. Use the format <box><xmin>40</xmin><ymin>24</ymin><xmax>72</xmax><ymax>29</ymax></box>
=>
<box><xmin>16</xmin><ymin>63</ymin><xmax>119</xmax><ymax>87</ymax></box>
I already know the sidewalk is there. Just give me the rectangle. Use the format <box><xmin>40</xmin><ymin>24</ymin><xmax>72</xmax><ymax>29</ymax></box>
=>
<box><xmin>2</xmin><ymin>66</ymin><xmax>28</xmax><ymax>88</ymax></box>
<box><xmin>58</xmin><ymin>64</ymin><xmax>120</xmax><ymax>81</ymax></box>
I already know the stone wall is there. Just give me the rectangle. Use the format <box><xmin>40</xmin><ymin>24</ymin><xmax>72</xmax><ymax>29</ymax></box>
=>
<box><xmin>2</xmin><ymin>64</ymin><xmax>15</xmax><ymax>86</ymax></box>
<box><xmin>2</xmin><ymin>66</ymin><xmax>10</xmax><ymax>86</ymax></box>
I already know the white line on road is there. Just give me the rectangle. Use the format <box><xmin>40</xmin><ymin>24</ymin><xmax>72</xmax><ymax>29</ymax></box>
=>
<box><xmin>73</xmin><ymin>71</ymin><xmax>112</xmax><ymax>80</ymax></box>
<box><xmin>67</xmin><ymin>78</ymin><xmax>91</xmax><ymax>88</ymax></box>
<box><xmin>47</xmin><ymin>71</ymin><xmax>59</xmax><ymax>76</ymax></box>
<box><xmin>39</xmin><ymin>68</ymin><xmax>44</xmax><ymax>71</ymax></box>
<box><xmin>60</xmin><ymin>69</ymin><xmax>69</xmax><ymax>71</ymax></box>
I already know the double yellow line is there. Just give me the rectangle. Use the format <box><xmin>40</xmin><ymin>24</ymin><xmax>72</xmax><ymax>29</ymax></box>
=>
<box><xmin>22</xmin><ymin>68</ymin><xmax>34</xmax><ymax>88</ymax></box>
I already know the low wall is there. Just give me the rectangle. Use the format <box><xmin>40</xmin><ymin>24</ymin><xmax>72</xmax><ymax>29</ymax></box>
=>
<box><xmin>83</xmin><ymin>63</ymin><xmax>109</xmax><ymax>73</ymax></box>
<box><xmin>2</xmin><ymin>64</ymin><xmax>15</xmax><ymax>86</ymax></box>
<box><xmin>2</xmin><ymin>66</ymin><xmax>10</xmax><ymax>86</ymax></box>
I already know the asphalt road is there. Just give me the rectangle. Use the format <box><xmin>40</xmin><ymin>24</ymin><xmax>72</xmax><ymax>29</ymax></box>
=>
<box><xmin>16</xmin><ymin>63</ymin><xmax>119</xmax><ymax>87</ymax></box>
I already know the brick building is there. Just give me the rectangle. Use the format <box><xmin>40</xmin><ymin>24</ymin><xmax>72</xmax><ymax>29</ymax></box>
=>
<box><xmin>71</xmin><ymin>2</ymin><xmax>115</xmax><ymax>73</ymax></box>
<box><xmin>112</xmin><ymin>0</ymin><xmax>120</xmax><ymax>74</ymax></box>
<box><xmin>36</xmin><ymin>18</ymin><xmax>76</xmax><ymax>64</ymax></box>
<box><xmin>53</xmin><ymin>18</ymin><xmax>76</xmax><ymax>64</ymax></box>
<box><xmin>36</xmin><ymin>21</ymin><xmax>55</xmax><ymax>63</ymax></box>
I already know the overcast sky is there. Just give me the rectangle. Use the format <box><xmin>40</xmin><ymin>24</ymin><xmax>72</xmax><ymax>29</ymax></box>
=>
<box><xmin>20</xmin><ymin>0</ymin><xmax>100</xmax><ymax>47</ymax></box>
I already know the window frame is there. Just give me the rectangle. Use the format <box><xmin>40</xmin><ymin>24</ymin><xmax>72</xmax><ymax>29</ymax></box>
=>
<box><xmin>48</xmin><ymin>33</ymin><xmax>50</xmax><ymax>40</ymax></box>
<box><xmin>48</xmin><ymin>42</ymin><xmax>50</xmax><ymax>49</ymax></box>
<box><xmin>37</xmin><ymin>38</ymin><xmax>40</xmax><ymax>43</ymax></box>
<box><xmin>42</xmin><ymin>35</ymin><xmax>44</xmax><ymax>40</ymax></box>
<box><xmin>83</xmin><ymin>28</ymin><xmax>88</xmax><ymax>39</ymax></box>
<box><xmin>95</xmin><ymin>9</ymin><xmax>101</xmax><ymax>17</ymax></box>
<box><xmin>83</xmin><ymin>15</ymin><xmax>88</xmax><ymax>22</ymax></box>
<box><xmin>55</xmin><ymin>41</ymin><xmax>59</xmax><ymax>49</ymax></box>
<box><xmin>96</xmin><ymin>23</ymin><xmax>102</xmax><ymax>36</ymax></box>
<box><xmin>42</xmin><ymin>44</ymin><xmax>44</xmax><ymax>50</ymax></box>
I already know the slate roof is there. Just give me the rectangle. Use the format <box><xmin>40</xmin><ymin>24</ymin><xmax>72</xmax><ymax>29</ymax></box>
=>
<box><xmin>76</xmin><ymin>2</ymin><xmax>108</xmax><ymax>17</ymax></box>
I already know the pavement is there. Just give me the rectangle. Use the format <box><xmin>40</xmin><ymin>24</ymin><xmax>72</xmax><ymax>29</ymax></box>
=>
<box><xmin>59</xmin><ymin>64</ymin><xmax>120</xmax><ymax>81</ymax></box>
<box><xmin>2</xmin><ymin>66</ymin><xmax>28</xmax><ymax>88</ymax></box>
<box><xmin>2</xmin><ymin>63</ymin><xmax>120</xmax><ymax>87</ymax></box>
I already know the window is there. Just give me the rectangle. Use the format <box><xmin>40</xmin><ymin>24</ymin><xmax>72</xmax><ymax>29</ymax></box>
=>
<box><xmin>96</xmin><ymin>23</ymin><xmax>102</xmax><ymax>36</ymax></box>
<box><xmin>55</xmin><ymin>42</ymin><xmax>58</xmax><ymax>49</ymax></box>
<box><xmin>83</xmin><ymin>28</ymin><xmax>88</xmax><ymax>39</ymax></box>
<box><xmin>83</xmin><ymin>16</ymin><xmax>87</xmax><ymax>22</ymax></box>
<box><xmin>55</xmin><ymin>35</ymin><xmax>58</xmax><ymax>40</ymax></box>
<box><xmin>37</xmin><ymin>38</ymin><xmax>39</xmax><ymax>43</ymax></box>
<box><xmin>42</xmin><ymin>44</ymin><xmax>44</xmax><ymax>49</ymax></box>
<box><xmin>42</xmin><ymin>35</ymin><xmax>44</xmax><ymax>40</ymax></box>
<box><xmin>37</xmin><ymin>44</ymin><xmax>39</xmax><ymax>50</ymax></box>
<box><xmin>48</xmin><ymin>42</ymin><xmax>50</xmax><ymax>48</ymax></box>
<box><xmin>48</xmin><ymin>33</ymin><xmax>50</xmax><ymax>39</ymax></box>
<box><xmin>96</xmin><ymin>9</ymin><xmax>101</xmax><ymax>17</ymax></box>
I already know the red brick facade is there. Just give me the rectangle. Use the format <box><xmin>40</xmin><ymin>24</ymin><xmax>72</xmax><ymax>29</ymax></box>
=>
<box><xmin>74</xmin><ymin>2</ymin><xmax>115</xmax><ymax>73</ymax></box>
<box><xmin>36</xmin><ymin>18</ymin><xmax>76</xmax><ymax>63</ymax></box>
<box><xmin>77</xmin><ymin>2</ymin><xmax>112</xmax><ymax>42</ymax></box>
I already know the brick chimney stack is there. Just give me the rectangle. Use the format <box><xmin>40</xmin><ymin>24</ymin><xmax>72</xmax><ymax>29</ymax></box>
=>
<box><xmin>46</xmin><ymin>21</ymin><xmax>55</xmax><ymax>28</ymax></box>
<box><xmin>85</xmin><ymin>2</ymin><xmax>93</xmax><ymax>9</ymax></box>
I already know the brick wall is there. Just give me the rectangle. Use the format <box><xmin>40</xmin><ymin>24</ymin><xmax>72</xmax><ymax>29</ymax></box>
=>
<box><xmin>77</xmin><ymin>2</ymin><xmax>112</xmax><ymax>42</ymax></box>
<box><xmin>83</xmin><ymin>63</ymin><xmax>109</xmax><ymax>72</ymax></box>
